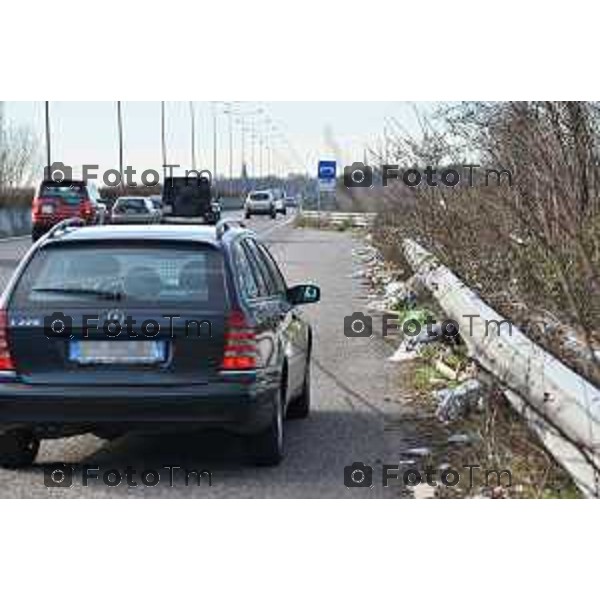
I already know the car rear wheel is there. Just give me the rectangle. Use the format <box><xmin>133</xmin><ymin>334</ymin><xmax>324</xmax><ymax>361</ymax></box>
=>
<box><xmin>287</xmin><ymin>360</ymin><xmax>311</xmax><ymax>419</ymax></box>
<box><xmin>270</xmin><ymin>209</ymin><xmax>277</xmax><ymax>219</ymax></box>
<box><xmin>31</xmin><ymin>227</ymin><xmax>45</xmax><ymax>242</ymax></box>
<box><xmin>245</xmin><ymin>389</ymin><xmax>284</xmax><ymax>466</ymax></box>
<box><xmin>245</xmin><ymin>212</ymin><xmax>251</xmax><ymax>219</ymax></box>
<box><xmin>0</xmin><ymin>430</ymin><xmax>40</xmax><ymax>469</ymax></box>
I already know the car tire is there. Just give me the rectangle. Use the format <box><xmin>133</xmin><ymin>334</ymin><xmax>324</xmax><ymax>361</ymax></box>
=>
<box><xmin>95</xmin><ymin>430</ymin><xmax>124</xmax><ymax>441</ymax></box>
<box><xmin>287</xmin><ymin>359</ymin><xmax>311</xmax><ymax>419</ymax></box>
<box><xmin>245</xmin><ymin>389</ymin><xmax>284</xmax><ymax>466</ymax></box>
<box><xmin>270</xmin><ymin>209</ymin><xmax>277</xmax><ymax>219</ymax></box>
<box><xmin>31</xmin><ymin>227</ymin><xmax>44</xmax><ymax>242</ymax></box>
<box><xmin>245</xmin><ymin>212</ymin><xmax>251</xmax><ymax>219</ymax></box>
<box><xmin>0</xmin><ymin>430</ymin><xmax>40</xmax><ymax>469</ymax></box>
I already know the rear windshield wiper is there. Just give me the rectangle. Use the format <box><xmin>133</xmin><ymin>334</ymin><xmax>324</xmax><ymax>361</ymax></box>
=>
<box><xmin>31</xmin><ymin>287</ymin><xmax>124</xmax><ymax>301</ymax></box>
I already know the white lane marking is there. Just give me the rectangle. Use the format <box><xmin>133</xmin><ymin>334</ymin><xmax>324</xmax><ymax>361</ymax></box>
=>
<box><xmin>0</xmin><ymin>235</ymin><xmax>29</xmax><ymax>244</ymax></box>
<box><xmin>259</xmin><ymin>213</ymin><xmax>296</xmax><ymax>239</ymax></box>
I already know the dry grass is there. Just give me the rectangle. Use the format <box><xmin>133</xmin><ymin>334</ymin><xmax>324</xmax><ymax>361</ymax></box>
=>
<box><xmin>368</xmin><ymin>102</ymin><xmax>600</xmax><ymax>386</ymax></box>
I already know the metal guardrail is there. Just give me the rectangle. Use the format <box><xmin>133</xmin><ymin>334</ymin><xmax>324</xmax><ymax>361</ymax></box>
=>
<box><xmin>0</xmin><ymin>207</ymin><xmax>30</xmax><ymax>238</ymax></box>
<box><xmin>300</xmin><ymin>211</ymin><xmax>376</xmax><ymax>228</ymax></box>
<box><xmin>403</xmin><ymin>238</ymin><xmax>600</xmax><ymax>497</ymax></box>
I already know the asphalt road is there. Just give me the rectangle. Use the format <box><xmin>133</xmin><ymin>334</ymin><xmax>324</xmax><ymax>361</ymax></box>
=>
<box><xmin>0</xmin><ymin>211</ymin><xmax>411</xmax><ymax>498</ymax></box>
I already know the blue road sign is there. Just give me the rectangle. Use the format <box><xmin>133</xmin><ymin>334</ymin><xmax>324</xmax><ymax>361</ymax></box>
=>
<box><xmin>318</xmin><ymin>160</ymin><xmax>337</xmax><ymax>181</ymax></box>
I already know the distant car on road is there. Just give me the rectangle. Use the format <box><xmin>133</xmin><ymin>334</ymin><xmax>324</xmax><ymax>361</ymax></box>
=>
<box><xmin>274</xmin><ymin>197</ymin><xmax>286</xmax><ymax>215</ymax></box>
<box><xmin>284</xmin><ymin>195</ymin><xmax>297</xmax><ymax>208</ymax></box>
<box><xmin>162</xmin><ymin>175</ymin><xmax>221</xmax><ymax>224</ymax></box>
<box><xmin>245</xmin><ymin>190</ymin><xmax>277</xmax><ymax>219</ymax></box>
<box><xmin>111</xmin><ymin>196</ymin><xmax>161</xmax><ymax>225</ymax></box>
<box><xmin>270</xmin><ymin>188</ymin><xmax>287</xmax><ymax>215</ymax></box>
<box><xmin>148</xmin><ymin>195</ymin><xmax>164</xmax><ymax>220</ymax></box>
<box><xmin>97</xmin><ymin>196</ymin><xmax>113</xmax><ymax>215</ymax></box>
<box><xmin>0</xmin><ymin>219</ymin><xmax>320</xmax><ymax>467</ymax></box>
<box><xmin>31</xmin><ymin>179</ymin><xmax>104</xmax><ymax>241</ymax></box>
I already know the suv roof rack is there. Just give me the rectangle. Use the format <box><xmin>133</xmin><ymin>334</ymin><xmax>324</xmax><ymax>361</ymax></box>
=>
<box><xmin>215</xmin><ymin>219</ymin><xmax>247</xmax><ymax>240</ymax></box>
<box><xmin>45</xmin><ymin>218</ymin><xmax>87</xmax><ymax>240</ymax></box>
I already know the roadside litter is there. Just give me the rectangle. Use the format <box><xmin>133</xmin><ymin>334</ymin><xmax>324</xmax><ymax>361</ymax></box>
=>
<box><xmin>434</xmin><ymin>379</ymin><xmax>483</xmax><ymax>422</ymax></box>
<box><xmin>353</xmin><ymin>239</ymin><xmax>486</xmax><ymax>425</ymax></box>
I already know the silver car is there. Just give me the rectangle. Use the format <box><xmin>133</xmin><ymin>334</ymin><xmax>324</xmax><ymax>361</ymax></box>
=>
<box><xmin>111</xmin><ymin>197</ymin><xmax>161</xmax><ymax>225</ymax></box>
<box><xmin>244</xmin><ymin>190</ymin><xmax>277</xmax><ymax>219</ymax></box>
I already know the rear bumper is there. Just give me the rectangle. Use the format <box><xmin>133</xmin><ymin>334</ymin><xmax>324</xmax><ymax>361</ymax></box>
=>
<box><xmin>246</xmin><ymin>204</ymin><xmax>274</xmax><ymax>214</ymax></box>
<box><xmin>162</xmin><ymin>214</ymin><xmax>216</xmax><ymax>224</ymax></box>
<box><xmin>33</xmin><ymin>216</ymin><xmax>94</xmax><ymax>231</ymax></box>
<box><xmin>110</xmin><ymin>216</ymin><xmax>157</xmax><ymax>224</ymax></box>
<box><xmin>0</xmin><ymin>380</ymin><xmax>278</xmax><ymax>434</ymax></box>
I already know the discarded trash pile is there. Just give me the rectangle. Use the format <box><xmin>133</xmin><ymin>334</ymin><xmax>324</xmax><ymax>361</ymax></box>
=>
<box><xmin>354</xmin><ymin>235</ymin><xmax>583</xmax><ymax>498</ymax></box>
<box><xmin>353</xmin><ymin>237</ymin><xmax>485</xmax><ymax>423</ymax></box>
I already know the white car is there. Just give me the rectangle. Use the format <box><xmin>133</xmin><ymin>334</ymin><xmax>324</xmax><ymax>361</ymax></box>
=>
<box><xmin>111</xmin><ymin>196</ymin><xmax>161</xmax><ymax>225</ymax></box>
<box><xmin>244</xmin><ymin>190</ymin><xmax>277</xmax><ymax>219</ymax></box>
<box><xmin>274</xmin><ymin>197</ymin><xmax>286</xmax><ymax>215</ymax></box>
<box><xmin>270</xmin><ymin>188</ymin><xmax>287</xmax><ymax>215</ymax></box>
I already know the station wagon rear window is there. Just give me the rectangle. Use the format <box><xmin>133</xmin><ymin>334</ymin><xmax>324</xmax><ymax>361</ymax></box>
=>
<box><xmin>39</xmin><ymin>185</ymin><xmax>85</xmax><ymax>205</ymax></box>
<box><xmin>116</xmin><ymin>198</ymin><xmax>148</xmax><ymax>211</ymax></box>
<box><xmin>10</xmin><ymin>242</ymin><xmax>226</xmax><ymax>309</ymax></box>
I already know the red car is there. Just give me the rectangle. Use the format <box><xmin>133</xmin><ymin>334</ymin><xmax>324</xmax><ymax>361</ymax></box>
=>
<box><xmin>31</xmin><ymin>180</ymin><xmax>105</xmax><ymax>241</ymax></box>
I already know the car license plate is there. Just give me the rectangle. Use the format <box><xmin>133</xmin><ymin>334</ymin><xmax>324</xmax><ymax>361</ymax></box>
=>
<box><xmin>41</xmin><ymin>205</ymin><xmax>54</xmax><ymax>214</ymax></box>
<box><xmin>69</xmin><ymin>340</ymin><xmax>166</xmax><ymax>364</ymax></box>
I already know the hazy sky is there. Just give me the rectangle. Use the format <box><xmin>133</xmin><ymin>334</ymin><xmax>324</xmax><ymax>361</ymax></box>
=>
<box><xmin>3</xmin><ymin>101</ymin><xmax>435</xmax><ymax>181</ymax></box>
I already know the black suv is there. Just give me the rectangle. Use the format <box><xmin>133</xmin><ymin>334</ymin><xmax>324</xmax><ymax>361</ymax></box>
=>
<box><xmin>0</xmin><ymin>220</ymin><xmax>320</xmax><ymax>467</ymax></box>
<box><xmin>163</xmin><ymin>176</ymin><xmax>221</xmax><ymax>223</ymax></box>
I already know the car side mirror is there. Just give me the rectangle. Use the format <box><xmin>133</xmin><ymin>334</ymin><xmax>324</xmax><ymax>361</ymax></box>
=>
<box><xmin>287</xmin><ymin>284</ymin><xmax>320</xmax><ymax>305</ymax></box>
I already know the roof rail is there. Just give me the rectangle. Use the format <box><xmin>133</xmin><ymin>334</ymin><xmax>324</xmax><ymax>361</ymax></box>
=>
<box><xmin>215</xmin><ymin>219</ymin><xmax>247</xmax><ymax>240</ymax></box>
<box><xmin>45</xmin><ymin>218</ymin><xmax>87</xmax><ymax>240</ymax></box>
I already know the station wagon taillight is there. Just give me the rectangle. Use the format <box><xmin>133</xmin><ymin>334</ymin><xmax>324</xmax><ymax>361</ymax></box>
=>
<box><xmin>31</xmin><ymin>198</ymin><xmax>41</xmax><ymax>218</ymax></box>
<box><xmin>80</xmin><ymin>202</ymin><xmax>93</xmax><ymax>218</ymax></box>
<box><xmin>0</xmin><ymin>309</ymin><xmax>15</xmax><ymax>372</ymax></box>
<box><xmin>220</xmin><ymin>311</ymin><xmax>257</xmax><ymax>370</ymax></box>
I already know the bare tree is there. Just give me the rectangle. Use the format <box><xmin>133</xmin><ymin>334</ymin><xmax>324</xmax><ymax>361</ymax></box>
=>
<box><xmin>0</xmin><ymin>108</ymin><xmax>37</xmax><ymax>198</ymax></box>
<box><xmin>371</xmin><ymin>101</ymin><xmax>600</xmax><ymax>384</ymax></box>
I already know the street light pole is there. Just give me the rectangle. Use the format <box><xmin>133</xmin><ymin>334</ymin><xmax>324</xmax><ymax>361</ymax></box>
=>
<box><xmin>240</xmin><ymin>114</ymin><xmax>246</xmax><ymax>173</ymax></box>
<box><xmin>161</xmin><ymin>101</ymin><xmax>167</xmax><ymax>182</ymax></box>
<box><xmin>212</xmin><ymin>102</ymin><xmax>218</xmax><ymax>184</ymax></box>
<box><xmin>259</xmin><ymin>134</ymin><xmax>263</xmax><ymax>181</ymax></box>
<box><xmin>117</xmin><ymin>101</ymin><xmax>124</xmax><ymax>193</ymax></box>
<box><xmin>266</xmin><ymin>144</ymin><xmax>271</xmax><ymax>183</ymax></box>
<box><xmin>226</xmin><ymin>105</ymin><xmax>233</xmax><ymax>196</ymax></box>
<box><xmin>238</xmin><ymin>114</ymin><xmax>247</xmax><ymax>195</ymax></box>
<box><xmin>189</xmin><ymin>101</ymin><xmax>196</xmax><ymax>171</ymax></box>
<box><xmin>44</xmin><ymin>101</ymin><xmax>51</xmax><ymax>170</ymax></box>
<box><xmin>250</xmin><ymin>116</ymin><xmax>255</xmax><ymax>181</ymax></box>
